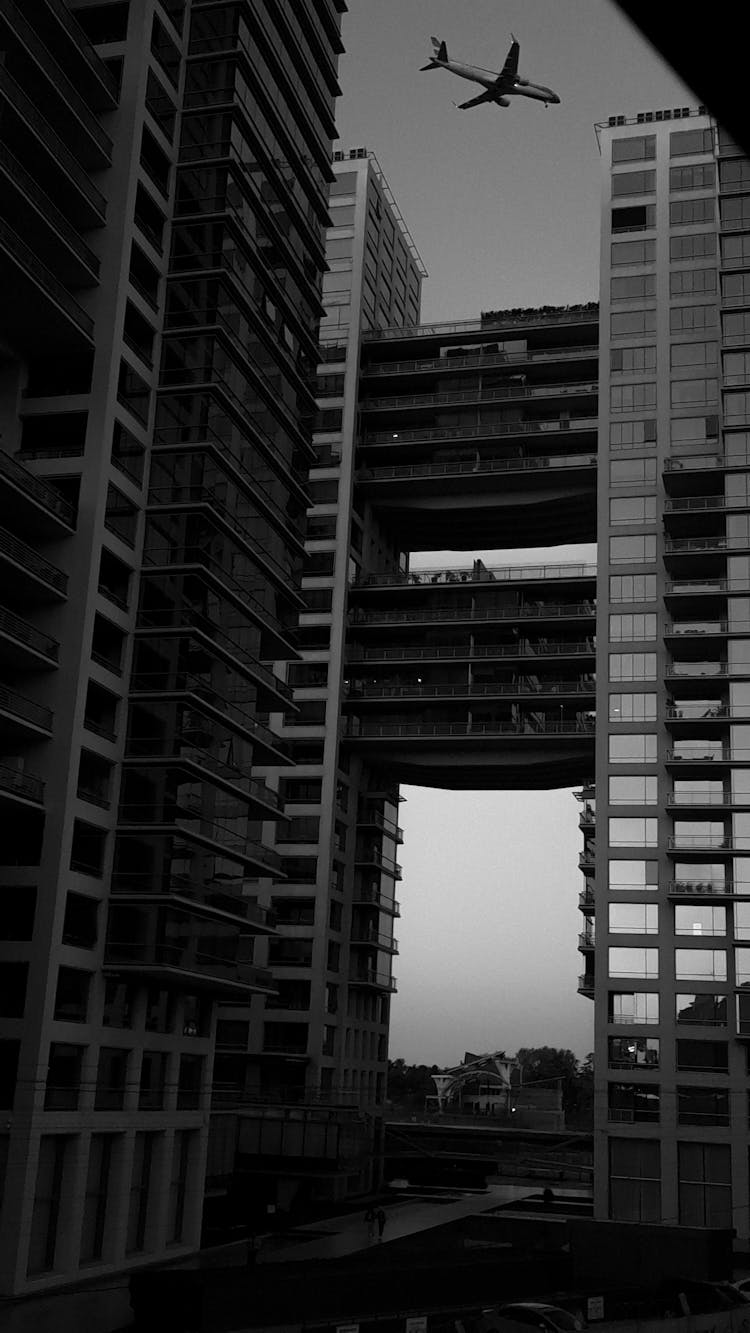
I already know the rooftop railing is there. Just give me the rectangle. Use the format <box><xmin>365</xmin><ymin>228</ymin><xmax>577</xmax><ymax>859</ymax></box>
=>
<box><xmin>356</xmin><ymin>562</ymin><xmax>596</xmax><ymax>587</ymax></box>
<box><xmin>363</xmin><ymin>305</ymin><xmax>599</xmax><ymax>340</ymax></box>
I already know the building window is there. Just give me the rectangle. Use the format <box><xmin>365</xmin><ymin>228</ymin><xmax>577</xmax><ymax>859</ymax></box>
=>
<box><xmin>676</xmin><ymin>993</ymin><xmax>727</xmax><ymax>1026</ymax></box>
<box><xmin>610</xmin><ymin>458</ymin><xmax>657</xmax><ymax>486</ymax></box>
<box><xmin>608</xmin><ymin>1083</ymin><xmax>660</xmax><ymax>1123</ymax></box>
<box><xmin>609</xmin><ymin>860</ymin><xmax>658</xmax><ymax>891</ymax></box>
<box><xmin>608</xmin><ymin>946</ymin><xmax>659</xmax><ymax>977</ymax></box>
<box><xmin>609</xmin><ymin>1138</ymin><xmax>661</xmax><ymax>1222</ymax></box>
<box><xmin>611</xmin><ymin>204</ymin><xmax>655</xmax><ymax>233</ymax></box>
<box><xmin>670</xmin><ymin>414</ymin><xmax>720</xmax><ymax>445</ymax></box>
<box><xmin>0</xmin><ymin>961</ymin><xmax>28</xmax><ymax>1019</ymax></box>
<box><xmin>674</xmin><ymin>904</ymin><xmax>726</xmax><ymax>936</ymax></box>
<box><xmin>609</xmin><ymin>498</ymin><xmax>657</xmax><ymax>527</ymax></box>
<box><xmin>677</xmin><ymin>1087</ymin><xmax>730</xmax><ymax>1128</ymax></box>
<box><xmin>609</xmin><ymin>693</ymin><xmax>657</xmax><ymax>722</ymax></box>
<box><xmin>670</xmin><ymin>127</ymin><xmax>713</xmax><ymax>156</ymax></box>
<box><xmin>610</xmin><ymin>419</ymin><xmax>657</xmax><ymax>449</ymax></box>
<box><xmin>610</xmin><ymin>276</ymin><xmax>656</xmax><ymax>303</ymax></box>
<box><xmin>609</xmin><ymin>903</ymin><xmax>659</xmax><ymax>934</ymax></box>
<box><xmin>27</xmin><ymin>1137</ymin><xmax>70</xmax><ymax>1274</ymax></box>
<box><xmin>671</xmin><ymin>341</ymin><xmax>718</xmax><ymax>369</ymax></box>
<box><xmin>0</xmin><ymin>1040</ymin><xmax>20</xmax><ymax>1109</ymax></box>
<box><xmin>678</xmin><ymin>1143</ymin><xmax>731</xmax><ymax>1228</ymax></box>
<box><xmin>676</xmin><ymin>1040</ymin><xmax>728</xmax><ymax>1073</ymax></box>
<box><xmin>612</xmin><ymin>136</ymin><xmax>656</xmax><ymax>163</ymax></box>
<box><xmin>670</xmin><ymin>232</ymin><xmax>716</xmax><ymax>260</ymax></box>
<box><xmin>168</xmin><ymin>1130</ymin><xmax>193</xmax><ymax>1243</ymax></box>
<box><xmin>145</xmin><ymin>987</ymin><xmax>175</xmax><ymax>1032</ymax></box>
<box><xmin>609</xmin><ymin>776</ymin><xmax>657</xmax><ymax>805</ymax></box>
<box><xmin>609</xmin><ymin>653</ymin><xmax>657</xmax><ymax>682</ymax></box>
<box><xmin>95</xmin><ymin>1048</ymin><xmax>129</xmax><ymax>1111</ymax></box>
<box><xmin>80</xmin><ymin>1135</ymin><xmax>115</xmax><ymax>1264</ymax></box>
<box><xmin>611</xmin><ymin>309</ymin><xmax>656</xmax><ymax>338</ymax></box>
<box><xmin>609</xmin><ymin>818</ymin><xmax>658</xmax><ymax>848</ymax></box>
<box><xmin>45</xmin><ymin>1044</ymin><xmax>84</xmax><ymax>1111</ymax></box>
<box><xmin>670</xmin><ymin>378</ymin><xmax>718</xmax><ymax>407</ymax></box>
<box><xmin>609</xmin><ymin>614</ymin><xmax>657</xmax><ymax>643</ymax></box>
<box><xmin>674</xmin><ymin>949</ymin><xmax>727</xmax><ymax>982</ymax></box>
<box><xmin>611</xmin><ymin>239</ymin><xmax>656</xmax><ymax>266</ymax></box>
<box><xmin>670</xmin><ymin>304</ymin><xmax>717</xmax><ymax>332</ymax></box>
<box><xmin>608</xmin><ymin>991</ymin><xmax>659</xmax><ymax>1024</ymax></box>
<box><xmin>53</xmin><ymin>968</ymin><xmax>90</xmax><ymax>1023</ymax></box>
<box><xmin>139</xmin><ymin>1052</ymin><xmax>168</xmax><ymax>1110</ymax></box>
<box><xmin>670</xmin><ymin>267</ymin><xmax>717</xmax><ymax>296</ymax></box>
<box><xmin>126</xmin><ymin>1133</ymin><xmax>158</xmax><ymax>1253</ymax></box>
<box><xmin>609</xmin><ymin>574</ymin><xmax>657</xmax><ymax>603</ymax></box>
<box><xmin>103</xmin><ymin>980</ymin><xmax>135</xmax><ymax>1028</ymax></box>
<box><xmin>608</xmin><ymin>1036</ymin><xmax>659</xmax><ymax>1069</ymax></box>
<box><xmin>669</xmin><ymin>163</ymin><xmax>715</xmax><ymax>191</ymax></box>
<box><xmin>670</xmin><ymin>198</ymin><xmax>715</xmax><ymax>226</ymax></box>
<box><xmin>62</xmin><ymin>894</ymin><xmax>98</xmax><ymax>949</ymax></box>
<box><xmin>177</xmin><ymin>1055</ymin><xmax>203</xmax><ymax>1110</ymax></box>
<box><xmin>609</xmin><ymin>734</ymin><xmax>657</xmax><ymax>763</ymax></box>
<box><xmin>609</xmin><ymin>535</ymin><xmax>656</xmax><ymax>565</ymax></box>
<box><xmin>612</xmin><ymin>170</ymin><xmax>656</xmax><ymax>197</ymax></box>
<box><xmin>610</xmin><ymin>346</ymin><xmax>657</xmax><ymax>374</ymax></box>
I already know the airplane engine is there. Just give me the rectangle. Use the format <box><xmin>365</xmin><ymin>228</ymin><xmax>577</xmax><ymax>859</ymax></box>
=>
<box><xmin>515</xmin><ymin>77</ymin><xmax>530</xmax><ymax>86</ymax></box>
<box><xmin>498</xmin><ymin>95</ymin><xmax>511</xmax><ymax>106</ymax></box>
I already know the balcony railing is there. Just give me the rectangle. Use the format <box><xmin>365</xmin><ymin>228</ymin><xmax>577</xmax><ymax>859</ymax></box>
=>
<box><xmin>356</xmin><ymin>562</ymin><xmax>596</xmax><ymax>588</ymax></box>
<box><xmin>0</xmin><ymin>761</ymin><xmax>44</xmax><ymax>805</ymax></box>
<box><xmin>0</xmin><ymin>525</ymin><xmax>68</xmax><ymax>595</ymax></box>
<box><xmin>351</xmin><ymin>929</ymin><xmax>399</xmax><ymax>951</ymax></box>
<box><xmin>124</xmin><ymin>735</ymin><xmax>282</xmax><ymax>802</ymax></box>
<box><xmin>350</xmin><ymin>602</ymin><xmax>594</xmax><ymax>627</ymax></box>
<box><xmin>667</xmin><ymin>880</ymin><xmax>747</xmax><ymax>896</ymax></box>
<box><xmin>359</xmin><ymin>451</ymin><xmax>597</xmax><ymax>480</ymax></box>
<box><xmin>352</xmin><ymin>886</ymin><xmax>401</xmax><ymax>914</ymax></box>
<box><xmin>346</xmin><ymin>718</ymin><xmax>595</xmax><ymax>740</ymax></box>
<box><xmin>133</xmin><ymin>611</ymin><xmax>294</xmax><ymax>711</ymax></box>
<box><xmin>363</xmin><ymin>306</ymin><xmax>599</xmax><ymax>340</ymax></box>
<box><xmin>0</xmin><ymin>66</ymin><xmax>106</xmax><ymax>218</ymax></box>
<box><xmin>664</xmin><ymin>453</ymin><xmax>748</xmax><ymax>472</ymax></box>
<box><xmin>349</xmin><ymin>969</ymin><xmax>397</xmax><ymax>991</ymax></box>
<box><xmin>356</xmin><ymin>809</ymin><xmax>404</xmax><ymax>840</ymax></box>
<box><xmin>104</xmin><ymin>940</ymin><xmax>275</xmax><ymax>991</ymax></box>
<box><xmin>361</xmin><ymin>417</ymin><xmax>598</xmax><ymax>448</ymax></box>
<box><xmin>117</xmin><ymin>804</ymin><xmax>283</xmax><ymax>869</ymax></box>
<box><xmin>141</xmin><ymin>546</ymin><xmax>293</xmax><ymax>643</ymax></box>
<box><xmin>0</xmin><ymin>683</ymin><xmax>53</xmax><ymax>732</ymax></box>
<box><xmin>110</xmin><ymin>873</ymin><xmax>276</xmax><ymax>927</ymax></box>
<box><xmin>354</xmin><ymin>848</ymin><xmax>402</xmax><ymax>877</ymax></box>
<box><xmin>664</xmin><ymin>536</ymin><xmax>734</xmax><ymax>554</ymax></box>
<box><xmin>667</xmin><ymin>790</ymin><xmax>736</xmax><ymax>805</ymax></box>
<box><xmin>667</xmin><ymin>835</ymin><xmax>733</xmax><ymax>850</ymax></box>
<box><xmin>345</xmin><ymin>679</ymin><xmax>594</xmax><ymax>700</ymax></box>
<box><xmin>361</xmin><ymin>381</ymin><xmax>598</xmax><ymax>412</ymax></box>
<box><xmin>361</xmin><ymin>345</ymin><xmax>599</xmax><ymax>378</ymax></box>
<box><xmin>0</xmin><ymin>217</ymin><xmax>94</xmax><ymax>341</ymax></box>
<box><xmin>346</xmin><ymin>639</ymin><xmax>595</xmax><ymax>663</ymax></box>
<box><xmin>0</xmin><ymin>450</ymin><xmax>76</xmax><ymax>527</ymax></box>
<box><xmin>0</xmin><ymin>604</ymin><xmax>59</xmax><ymax>662</ymax></box>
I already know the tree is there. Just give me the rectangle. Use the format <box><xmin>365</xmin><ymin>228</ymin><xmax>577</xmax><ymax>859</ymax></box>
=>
<box><xmin>387</xmin><ymin>1059</ymin><xmax>441</xmax><ymax>1109</ymax></box>
<box><xmin>515</xmin><ymin>1046</ymin><xmax>581</xmax><ymax>1115</ymax></box>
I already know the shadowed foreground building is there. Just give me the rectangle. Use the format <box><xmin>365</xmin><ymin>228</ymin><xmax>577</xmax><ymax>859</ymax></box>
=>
<box><xmin>0</xmin><ymin>0</ymin><xmax>345</xmax><ymax>1294</ymax></box>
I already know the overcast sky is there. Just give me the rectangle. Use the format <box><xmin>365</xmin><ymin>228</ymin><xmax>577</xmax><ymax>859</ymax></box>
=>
<box><xmin>333</xmin><ymin>2</ymin><xmax>694</xmax><ymax>1066</ymax></box>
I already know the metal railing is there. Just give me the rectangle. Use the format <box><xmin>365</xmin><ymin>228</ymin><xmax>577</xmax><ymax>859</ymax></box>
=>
<box><xmin>363</xmin><ymin>305</ymin><xmax>599</xmax><ymax>341</ymax></box>
<box><xmin>110</xmin><ymin>873</ymin><xmax>276</xmax><ymax>927</ymax></box>
<box><xmin>130</xmin><ymin>660</ymin><xmax>292</xmax><ymax>708</ymax></box>
<box><xmin>0</xmin><ymin>216</ymin><xmax>94</xmax><ymax>340</ymax></box>
<box><xmin>104</xmin><ymin>940</ymin><xmax>275</xmax><ymax>990</ymax></box>
<box><xmin>0</xmin><ymin>761</ymin><xmax>44</xmax><ymax>804</ymax></box>
<box><xmin>0</xmin><ymin>683</ymin><xmax>53</xmax><ymax>731</ymax></box>
<box><xmin>123</xmin><ymin>735</ymin><xmax>280</xmax><ymax>801</ymax></box>
<box><xmin>351</xmin><ymin>929</ymin><xmax>399</xmax><ymax>951</ymax></box>
<box><xmin>350</xmin><ymin>602</ymin><xmax>595</xmax><ymax>626</ymax></box>
<box><xmin>359</xmin><ymin>451</ymin><xmax>597</xmax><ymax>484</ymax></box>
<box><xmin>0</xmin><ymin>66</ymin><xmax>106</xmax><ymax>217</ymax></box>
<box><xmin>352</xmin><ymin>886</ymin><xmax>401</xmax><ymax>915</ymax></box>
<box><xmin>345</xmin><ymin>679</ymin><xmax>594</xmax><ymax>700</ymax></box>
<box><xmin>665</xmin><ymin>536</ymin><xmax>732</xmax><ymax>554</ymax></box>
<box><xmin>353</xmin><ymin>848</ymin><xmax>402</xmax><ymax>876</ymax></box>
<box><xmin>361</xmin><ymin>345</ymin><xmax>599</xmax><ymax>378</ymax></box>
<box><xmin>117</xmin><ymin>804</ymin><xmax>283</xmax><ymax>869</ymax></box>
<box><xmin>361</xmin><ymin>419</ymin><xmax>598</xmax><ymax>448</ymax></box>
<box><xmin>349</xmin><ymin>970</ymin><xmax>397</xmax><ymax>991</ymax></box>
<box><xmin>0</xmin><ymin>604</ymin><xmax>59</xmax><ymax>661</ymax></box>
<box><xmin>0</xmin><ymin>142</ymin><xmax>99</xmax><ymax>279</ymax></box>
<box><xmin>362</xmin><ymin>381</ymin><xmax>598</xmax><ymax>411</ymax></box>
<box><xmin>346</xmin><ymin>718</ymin><xmax>595</xmax><ymax>740</ymax></box>
<box><xmin>356</xmin><ymin>562</ymin><xmax>596</xmax><ymax>587</ymax></box>
<box><xmin>141</xmin><ymin>547</ymin><xmax>294</xmax><ymax>644</ymax></box>
<box><xmin>346</xmin><ymin>639</ymin><xmax>595</xmax><ymax>663</ymax></box>
<box><xmin>667</xmin><ymin>880</ymin><xmax>746</xmax><ymax>895</ymax></box>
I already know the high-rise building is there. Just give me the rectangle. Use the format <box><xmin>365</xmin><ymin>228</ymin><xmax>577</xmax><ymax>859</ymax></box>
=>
<box><xmin>0</xmin><ymin>0</ymin><xmax>345</xmax><ymax>1295</ymax></box>
<box><xmin>595</xmin><ymin>107</ymin><xmax>750</xmax><ymax>1237</ymax></box>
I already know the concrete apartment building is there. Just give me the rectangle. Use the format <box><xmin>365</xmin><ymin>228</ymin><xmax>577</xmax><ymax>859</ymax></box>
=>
<box><xmin>0</xmin><ymin>0</ymin><xmax>344</xmax><ymax>1294</ymax></box>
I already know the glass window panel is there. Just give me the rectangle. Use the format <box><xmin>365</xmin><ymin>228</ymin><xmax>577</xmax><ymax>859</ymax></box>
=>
<box><xmin>609</xmin><ymin>903</ymin><xmax>659</xmax><ymax>933</ymax></box>
<box><xmin>674</xmin><ymin>904</ymin><xmax>726</xmax><ymax>935</ymax></box>
<box><xmin>609</xmin><ymin>776</ymin><xmax>658</xmax><ymax>804</ymax></box>
<box><xmin>609</xmin><ymin>734</ymin><xmax>658</xmax><ymax>763</ymax></box>
<box><xmin>675</xmin><ymin>949</ymin><xmax>727</xmax><ymax>980</ymax></box>
<box><xmin>609</xmin><ymin>990</ymin><xmax>659</xmax><ymax>1023</ymax></box>
<box><xmin>609</xmin><ymin>860</ymin><xmax>659</xmax><ymax>890</ymax></box>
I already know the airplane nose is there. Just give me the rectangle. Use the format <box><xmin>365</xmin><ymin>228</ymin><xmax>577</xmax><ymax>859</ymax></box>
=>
<box><xmin>551</xmin><ymin>93</ymin><xmax>560</xmax><ymax>104</ymax></box>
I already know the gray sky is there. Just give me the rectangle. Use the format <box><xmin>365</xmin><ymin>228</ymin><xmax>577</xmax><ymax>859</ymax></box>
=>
<box><xmin>334</xmin><ymin>2</ymin><xmax>694</xmax><ymax>1066</ymax></box>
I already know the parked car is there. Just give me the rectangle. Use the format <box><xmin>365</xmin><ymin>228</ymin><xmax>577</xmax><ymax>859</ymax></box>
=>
<box><xmin>489</xmin><ymin>1303</ymin><xmax>585</xmax><ymax>1333</ymax></box>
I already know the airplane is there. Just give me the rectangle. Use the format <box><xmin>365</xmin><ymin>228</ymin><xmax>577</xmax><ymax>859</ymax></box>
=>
<box><xmin>420</xmin><ymin>34</ymin><xmax>560</xmax><ymax>111</ymax></box>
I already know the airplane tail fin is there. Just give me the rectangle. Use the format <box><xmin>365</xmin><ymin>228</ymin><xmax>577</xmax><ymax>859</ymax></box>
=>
<box><xmin>420</xmin><ymin>35</ymin><xmax>448</xmax><ymax>70</ymax></box>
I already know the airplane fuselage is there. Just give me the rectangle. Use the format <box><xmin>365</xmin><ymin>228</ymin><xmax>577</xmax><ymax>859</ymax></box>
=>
<box><xmin>436</xmin><ymin>57</ymin><xmax>559</xmax><ymax>104</ymax></box>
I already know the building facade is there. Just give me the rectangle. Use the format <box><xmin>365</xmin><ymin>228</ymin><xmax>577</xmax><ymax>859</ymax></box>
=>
<box><xmin>0</xmin><ymin>0</ymin><xmax>344</xmax><ymax>1295</ymax></box>
<box><xmin>595</xmin><ymin>108</ymin><xmax>750</xmax><ymax>1238</ymax></box>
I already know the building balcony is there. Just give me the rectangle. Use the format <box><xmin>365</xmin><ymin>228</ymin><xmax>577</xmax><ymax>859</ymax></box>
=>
<box><xmin>356</xmin><ymin>809</ymin><xmax>404</xmax><ymax>842</ymax></box>
<box><xmin>0</xmin><ymin>683</ymin><xmax>53</xmax><ymax>739</ymax></box>
<box><xmin>0</xmin><ymin>215</ymin><xmax>94</xmax><ymax>352</ymax></box>
<box><xmin>360</xmin><ymin>380</ymin><xmax>598</xmax><ymax>415</ymax></box>
<box><xmin>664</xmin><ymin>535</ymin><xmax>735</xmax><ymax>556</ymax></box>
<box><xmin>349</xmin><ymin>602</ymin><xmax>595</xmax><ymax>630</ymax></box>
<box><xmin>665</xmin><ymin>620</ymin><xmax>730</xmax><ymax>639</ymax></box>
<box><xmin>360</xmin><ymin>344</ymin><xmax>599</xmax><ymax>381</ymax></box>
<box><xmin>577</xmin><ymin>973</ymin><xmax>595</xmax><ymax>998</ymax></box>
<box><xmin>0</xmin><ymin>761</ymin><xmax>44</xmax><ymax>809</ymax></box>
<box><xmin>666</xmin><ymin>704</ymin><xmax>729</xmax><ymax>725</ymax></box>
<box><xmin>356</xmin><ymin>450</ymin><xmax>598</xmax><ymax>491</ymax></box>
<box><xmin>346</xmin><ymin>638</ymin><xmax>596</xmax><ymax>665</ymax></box>
<box><xmin>147</xmin><ymin>484</ymin><xmax>305</xmax><ymax>605</ymax></box>
<box><xmin>258</xmin><ymin>1041</ymin><xmax>309</xmax><ymax>1059</ymax></box>
<box><xmin>360</xmin><ymin>416</ymin><xmax>598</xmax><ymax>451</ymax></box>
<box><xmin>578</xmin><ymin>931</ymin><xmax>595</xmax><ymax>952</ymax></box>
<box><xmin>353</xmin><ymin>848</ymin><xmax>402</xmax><ymax>879</ymax></box>
<box><xmin>349</xmin><ymin>969</ymin><xmax>397</xmax><ymax>992</ymax></box>
<box><xmin>664</xmin><ymin>577</ymin><xmax>729</xmax><ymax>597</ymax></box>
<box><xmin>103</xmin><ymin>940</ymin><xmax>277</xmax><ymax>998</ymax></box>
<box><xmin>666</xmin><ymin>747</ymin><xmax>749</xmax><ymax>765</ymax></box>
<box><xmin>0</xmin><ymin>525</ymin><xmax>68</xmax><ymax>602</ymax></box>
<box><xmin>354</xmin><ymin>561</ymin><xmax>597</xmax><ymax>590</ymax></box>
<box><xmin>350</xmin><ymin>929</ymin><xmax>399</xmax><ymax>953</ymax></box>
<box><xmin>110</xmin><ymin>872</ymin><xmax>277</xmax><ymax>930</ymax></box>
<box><xmin>667</xmin><ymin>879</ymin><xmax>750</xmax><ymax>898</ymax></box>
<box><xmin>579</xmin><ymin>803</ymin><xmax>596</xmax><ymax>829</ymax></box>
<box><xmin>117</xmin><ymin>804</ymin><xmax>284</xmax><ymax>874</ymax></box>
<box><xmin>0</xmin><ymin>449</ymin><xmax>76</xmax><ymax>536</ymax></box>
<box><xmin>666</xmin><ymin>834</ymin><xmax>734</xmax><ymax>852</ymax></box>
<box><xmin>352</xmin><ymin>885</ymin><xmax>401</xmax><ymax>915</ymax></box>
<box><xmin>579</xmin><ymin>850</ymin><xmax>595</xmax><ymax>871</ymax></box>
<box><xmin>123</xmin><ymin>736</ymin><xmax>286</xmax><ymax>814</ymax></box>
<box><xmin>579</xmin><ymin>887</ymin><xmax>595</xmax><ymax>915</ymax></box>
<box><xmin>664</xmin><ymin>496</ymin><xmax>742</xmax><ymax>516</ymax></box>
<box><xmin>0</xmin><ymin>604</ymin><xmax>59</xmax><ymax>669</ymax></box>
<box><xmin>140</xmin><ymin>548</ymin><xmax>298</xmax><ymax>658</ymax></box>
<box><xmin>344</xmin><ymin>678</ymin><xmax>595</xmax><ymax>705</ymax></box>
<box><xmin>29</xmin><ymin>0</ymin><xmax>119</xmax><ymax>109</ymax></box>
<box><xmin>346</xmin><ymin>717</ymin><xmax>596</xmax><ymax>742</ymax></box>
<box><xmin>666</xmin><ymin>789</ymin><xmax>738</xmax><ymax>807</ymax></box>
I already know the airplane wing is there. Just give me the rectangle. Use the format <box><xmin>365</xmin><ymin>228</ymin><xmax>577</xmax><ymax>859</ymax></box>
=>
<box><xmin>456</xmin><ymin>88</ymin><xmax>502</xmax><ymax>110</ymax></box>
<box><xmin>500</xmin><ymin>36</ymin><xmax>520</xmax><ymax>82</ymax></box>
